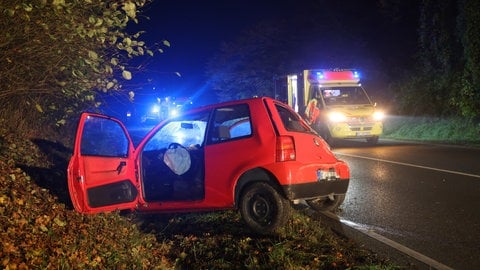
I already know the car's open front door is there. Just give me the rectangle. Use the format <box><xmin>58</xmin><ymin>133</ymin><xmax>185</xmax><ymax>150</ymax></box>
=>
<box><xmin>67</xmin><ymin>113</ymin><xmax>139</xmax><ymax>214</ymax></box>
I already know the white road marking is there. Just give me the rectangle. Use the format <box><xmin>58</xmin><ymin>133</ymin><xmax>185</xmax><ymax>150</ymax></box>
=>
<box><xmin>321</xmin><ymin>211</ymin><xmax>455</xmax><ymax>270</ymax></box>
<box><xmin>334</xmin><ymin>152</ymin><xmax>480</xmax><ymax>179</ymax></box>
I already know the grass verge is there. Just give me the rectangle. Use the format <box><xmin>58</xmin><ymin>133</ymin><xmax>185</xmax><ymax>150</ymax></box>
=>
<box><xmin>383</xmin><ymin>115</ymin><xmax>480</xmax><ymax>146</ymax></box>
<box><xmin>127</xmin><ymin>210</ymin><xmax>398</xmax><ymax>269</ymax></box>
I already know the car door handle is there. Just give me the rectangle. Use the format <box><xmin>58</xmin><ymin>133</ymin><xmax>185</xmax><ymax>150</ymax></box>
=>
<box><xmin>116</xmin><ymin>161</ymin><xmax>127</xmax><ymax>174</ymax></box>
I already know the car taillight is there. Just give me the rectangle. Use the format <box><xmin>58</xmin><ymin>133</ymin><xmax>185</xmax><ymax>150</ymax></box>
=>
<box><xmin>276</xmin><ymin>136</ymin><xmax>296</xmax><ymax>162</ymax></box>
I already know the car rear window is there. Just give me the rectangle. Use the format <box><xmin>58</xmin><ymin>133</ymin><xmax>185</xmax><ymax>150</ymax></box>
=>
<box><xmin>275</xmin><ymin>104</ymin><xmax>311</xmax><ymax>133</ymax></box>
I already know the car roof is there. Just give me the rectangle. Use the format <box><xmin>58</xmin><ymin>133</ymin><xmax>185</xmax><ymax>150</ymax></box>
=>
<box><xmin>186</xmin><ymin>96</ymin><xmax>277</xmax><ymax>113</ymax></box>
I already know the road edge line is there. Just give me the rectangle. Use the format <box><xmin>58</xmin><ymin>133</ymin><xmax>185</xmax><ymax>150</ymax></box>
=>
<box><xmin>334</xmin><ymin>152</ymin><xmax>480</xmax><ymax>179</ymax></box>
<box><xmin>321</xmin><ymin>211</ymin><xmax>455</xmax><ymax>270</ymax></box>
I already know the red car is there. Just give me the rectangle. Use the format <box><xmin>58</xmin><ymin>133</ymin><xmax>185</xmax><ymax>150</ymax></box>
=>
<box><xmin>67</xmin><ymin>97</ymin><xmax>350</xmax><ymax>234</ymax></box>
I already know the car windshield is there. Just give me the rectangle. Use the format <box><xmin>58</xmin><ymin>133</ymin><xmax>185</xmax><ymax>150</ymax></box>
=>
<box><xmin>144</xmin><ymin>119</ymin><xmax>208</xmax><ymax>151</ymax></box>
<box><xmin>321</xmin><ymin>87</ymin><xmax>371</xmax><ymax>105</ymax></box>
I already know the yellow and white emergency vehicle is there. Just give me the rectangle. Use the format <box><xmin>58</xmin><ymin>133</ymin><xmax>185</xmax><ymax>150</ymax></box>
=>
<box><xmin>286</xmin><ymin>69</ymin><xmax>384</xmax><ymax>145</ymax></box>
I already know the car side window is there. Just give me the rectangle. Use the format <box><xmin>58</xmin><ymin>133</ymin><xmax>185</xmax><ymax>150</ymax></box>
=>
<box><xmin>80</xmin><ymin>116</ymin><xmax>129</xmax><ymax>157</ymax></box>
<box><xmin>207</xmin><ymin>104</ymin><xmax>252</xmax><ymax>144</ymax></box>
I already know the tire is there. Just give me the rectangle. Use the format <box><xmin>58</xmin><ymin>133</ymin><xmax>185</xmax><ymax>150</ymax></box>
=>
<box><xmin>239</xmin><ymin>182</ymin><xmax>291</xmax><ymax>235</ymax></box>
<box><xmin>306</xmin><ymin>194</ymin><xmax>345</xmax><ymax>212</ymax></box>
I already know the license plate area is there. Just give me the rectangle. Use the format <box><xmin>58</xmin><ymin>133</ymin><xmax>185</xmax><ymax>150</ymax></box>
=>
<box><xmin>317</xmin><ymin>169</ymin><xmax>339</xmax><ymax>182</ymax></box>
<box><xmin>356</xmin><ymin>131</ymin><xmax>370</xmax><ymax>136</ymax></box>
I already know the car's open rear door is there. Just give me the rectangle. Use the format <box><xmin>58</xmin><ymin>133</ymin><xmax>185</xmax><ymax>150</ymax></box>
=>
<box><xmin>67</xmin><ymin>112</ymin><xmax>139</xmax><ymax>214</ymax></box>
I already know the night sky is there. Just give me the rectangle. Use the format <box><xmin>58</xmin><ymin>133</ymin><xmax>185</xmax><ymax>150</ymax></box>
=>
<box><xmin>134</xmin><ymin>0</ymin><xmax>294</xmax><ymax>98</ymax></box>
<box><xmin>113</xmin><ymin>0</ymin><xmax>418</xmax><ymax>116</ymax></box>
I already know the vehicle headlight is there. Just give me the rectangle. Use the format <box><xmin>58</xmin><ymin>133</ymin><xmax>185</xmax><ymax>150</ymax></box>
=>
<box><xmin>373</xmin><ymin>111</ymin><xmax>385</xmax><ymax>121</ymax></box>
<box><xmin>328</xmin><ymin>111</ymin><xmax>347</xmax><ymax>122</ymax></box>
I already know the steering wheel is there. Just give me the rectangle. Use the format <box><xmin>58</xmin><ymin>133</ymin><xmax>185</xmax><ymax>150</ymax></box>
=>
<box><xmin>168</xmin><ymin>142</ymin><xmax>184</xmax><ymax>149</ymax></box>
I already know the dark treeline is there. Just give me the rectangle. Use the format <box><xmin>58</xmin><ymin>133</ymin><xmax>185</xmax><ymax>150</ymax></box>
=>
<box><xmin>206</xmin><ymin>0</ymin><xmax>480</xmax><ymax>119</ymax></box>
<box><xmin>393</xmin><ymin>0</ymin><xmax>480</xmax><ymax>118</ymax></box>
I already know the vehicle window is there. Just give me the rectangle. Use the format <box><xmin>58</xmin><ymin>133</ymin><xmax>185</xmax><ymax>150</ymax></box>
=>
<box><xmin>321</xmin><ymin>87</ymin><xmax>370</xmax><ymax>105</ymax></box>
<box><xmin>207</xmin><ymin>104</ymin><xmax>252</xmax><ymax>144</ymax></box>
<box><xmin>143</xmin><ymin>111</ymin><xmax>209</xmax><ymax>151</ymax></box>
<box><xmin>230</xmin><ymin>119</ymin><xmax>251</xmax><ymax>138</ymax></box>
<box><xmin>275</xmin><ymin>104</ymin><xmax>311</xmax><ymax>133</ymax></box>
<box><xmin>80</xmin><ymin>116</ymin><xmax>129</xmax><ymax>157</ymax></box>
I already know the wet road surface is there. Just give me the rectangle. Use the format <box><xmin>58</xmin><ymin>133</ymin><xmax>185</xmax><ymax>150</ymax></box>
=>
<box><xmin>332</xmin><ymin>139</ymin><xmax>480</xmax><ymax>269</ymax></box>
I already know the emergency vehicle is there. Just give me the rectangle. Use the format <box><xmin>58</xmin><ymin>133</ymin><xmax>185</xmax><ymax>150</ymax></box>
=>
<box><xmin>286</xmin><ymin>69</ymin><xmax>384</xmax><ymax>145</ymax></box>
<box><xmin>141</xmin><ymin>96</ymin><xmax>193</xmax><ymax>124</ymax></box>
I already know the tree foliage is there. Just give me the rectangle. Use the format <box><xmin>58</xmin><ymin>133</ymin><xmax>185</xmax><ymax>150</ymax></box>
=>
<box><xmin>454</xmin><ymin>0</ymin><xmax>480</xmax><ymax>117</ymax></box>
<box><xmin>395</xmin><ymin>0</ymin><xmax>480</xmax><ymax>118</ymax></box>
<box><xmin>206</xmin><ymin>0</ymin><xmax>479</xmax><ymax>119</ymax></box>
<box><xmin>0</xmin><ymin>0</ymin><xmax>167</xmax><ymax>130</ymax></box>
<box><xmin>205</xmin><ymin>21</ymin><xmax>291</xmax><ymax>102</ymax></box>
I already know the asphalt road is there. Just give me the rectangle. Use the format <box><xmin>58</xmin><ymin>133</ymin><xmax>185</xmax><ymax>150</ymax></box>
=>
<box><xmin>331</xmin><ymin>139</ymin><xmax>480</xmax><ymax>269</ymax></box>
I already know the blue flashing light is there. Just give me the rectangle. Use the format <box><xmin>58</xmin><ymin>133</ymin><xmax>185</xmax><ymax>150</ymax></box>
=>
<box><xmin>170</xmin><ymin>108</ymin><xmax>179</xmax><ymax>117</ymax></box>
<box><xmin>353</xmin><ymin>71</ymin><xmax>360</xmax><ymax>78</ymax></box>
<box><xmin>316</xmin><ymin>72</ymin><xmax>324</xmax><ymax>79</ymax></box>
<box><xmin>151</xmin><ymin>104</ymin><xmax>160</xmax><ymax>113</ymax></box>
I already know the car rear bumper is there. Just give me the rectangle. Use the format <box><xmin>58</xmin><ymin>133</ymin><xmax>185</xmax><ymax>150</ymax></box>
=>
<box><xmin>281</xmin><ymin>179</ymin><xmax>349</xmax><ymax>200</ymax></box>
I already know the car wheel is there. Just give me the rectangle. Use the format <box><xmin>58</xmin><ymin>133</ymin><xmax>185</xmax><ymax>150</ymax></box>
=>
<box><xmin>306</xmin><ymin>194</ymin><xmax>345</xmax><ymax>212</ymax></box>
<box><xmin>239</xmin><ymin>182</ymin><xmax>291</xmax><ymax>235</ymax></box>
